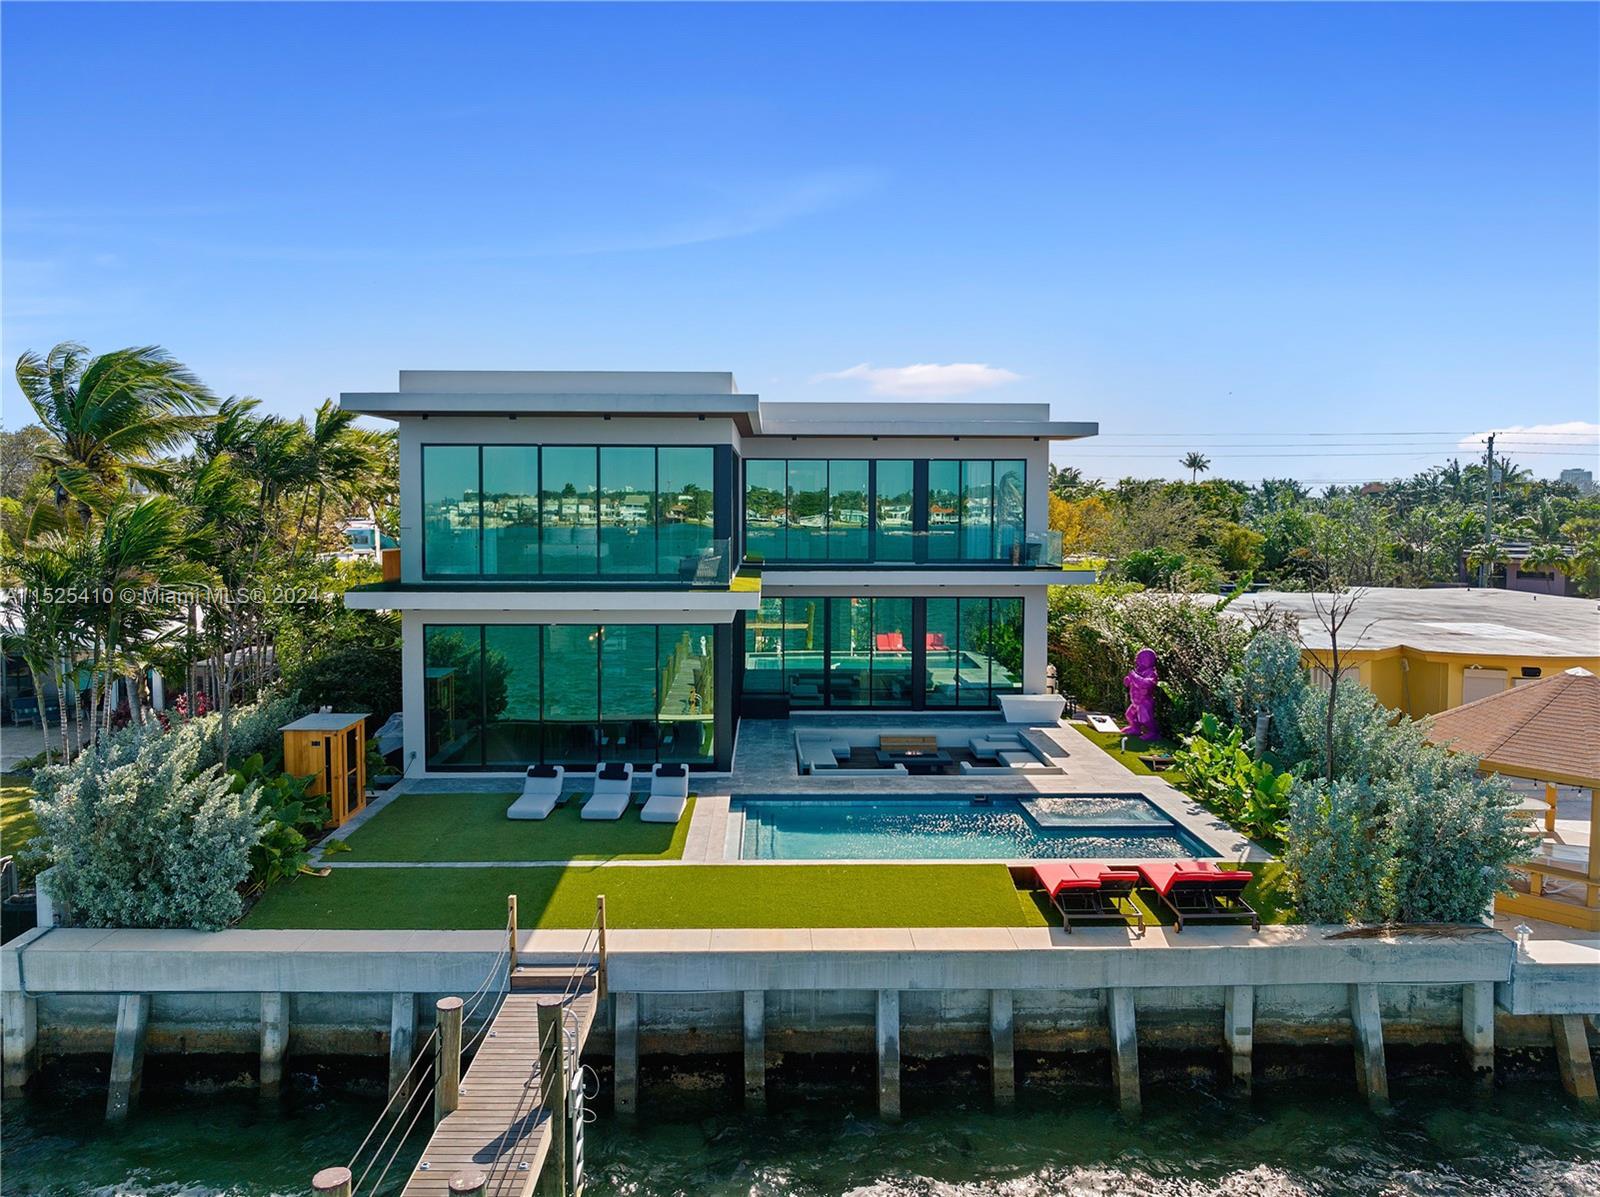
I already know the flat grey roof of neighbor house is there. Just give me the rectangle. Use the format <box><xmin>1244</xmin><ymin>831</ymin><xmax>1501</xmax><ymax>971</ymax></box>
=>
<box><xmin>1223</xmin><ymin>587</ymin><xmax>1600</xmax><ymax>657</ymax></box>
<box><xmin>340</xmin><ymin>371</ymin><xmax>1096</xmax><ymax>440</ymax></box>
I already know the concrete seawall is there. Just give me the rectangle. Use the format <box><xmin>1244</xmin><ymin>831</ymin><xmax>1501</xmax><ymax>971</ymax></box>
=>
<box><xmin>4</xmin><ymin>924</ymin><xmax>1597</xmax><ymax>1117</ymax></box>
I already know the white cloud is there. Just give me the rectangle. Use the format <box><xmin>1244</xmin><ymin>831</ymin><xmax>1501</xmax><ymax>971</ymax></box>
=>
<box><xmin>814</xmin><ymin>362</ymin><xmax>1021</xmax><ymax>397</ymax></box>
<box><xmin>1457</xmin><ymin>421</ymin><xmax>1600</xmax><ymax>452</ymax></box>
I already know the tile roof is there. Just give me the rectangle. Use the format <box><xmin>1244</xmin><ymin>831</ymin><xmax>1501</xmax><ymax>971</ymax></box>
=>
<box><xmin>1425</xmin><ymin>668</ymin><xmax>1600</xmax><ymax>785</ymax></box>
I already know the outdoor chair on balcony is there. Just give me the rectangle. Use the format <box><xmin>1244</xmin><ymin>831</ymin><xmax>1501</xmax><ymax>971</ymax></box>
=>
<box><xmin>1135</xmin><ymin>861</ymin><xmax>1259</xmax><ymax>932</ymax></box>
<box><xmin>1031</xmin><ymin>863</ymin><xmax>1144</xmax><ymax>933</ymax></box>
<box><xmin>506</xmin><ymin>765</ymin><xmax>564</xmax><ymax>820</ymax></box>
<box><xmin>581</xmin><ymin>762</ymin><xmax>635</xmax><ymax>820</ymax></box>
<box><xmin>641</xmin><ymin>763</ymin><xmax>690</xmax><ymax>824</ymax></box>
<box><xmin>875</xmin><ymin>632</ymin><xmax>908</xmax><ymax>653</ymax></box>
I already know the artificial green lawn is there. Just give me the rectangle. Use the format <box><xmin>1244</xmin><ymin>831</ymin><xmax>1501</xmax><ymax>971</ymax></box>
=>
<box><xmin>242</xmin><ymin>863</ymin><xmax>1051</xmax><ymax>930</ymax></box>
<box><xmin>336</xmin><ymin>792</ymin><xmax>694</xmax><ymax>862</ymax></box>
<box><xmin>1</xmin><ymin>773</ymin><xmax>40</xmax><ymax>858</ymax></box>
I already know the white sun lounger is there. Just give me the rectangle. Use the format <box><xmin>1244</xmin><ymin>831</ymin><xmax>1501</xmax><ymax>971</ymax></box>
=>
<box><xmin>581</xmin><ymin>762</ymin><xmax>635</xmax><ymax>820</ymax></box>
<box><xmin>506</xmin><ymin>765</ymin><xmax>564</xmax><ymax>820</ymax></box>
<box><xmin>641</xmin><ymin>763</ymin><xmax>690</xmax><ymax>824</ymax></box>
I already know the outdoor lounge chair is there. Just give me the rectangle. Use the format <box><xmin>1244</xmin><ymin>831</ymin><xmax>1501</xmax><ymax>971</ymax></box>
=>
<box><xmin>1135</xmin><ymin>861</ymin><xmax>1259</xmax><ymax>932</ymax></box>
<box><xmin>506</xmin><ymin>764</ymin><xmax>564</xmax><ymax>820</ymax></box>
<box><xmin>640</xmin><ymin>763</ymin><xmax>690</xmax><ymax>824</ymax></box>
<box><xmin>581</xmin><ymin>762</ymin><xmax>635</xmax><ymax>820</ymax></box>
<box><xmin>875</xmin><ymin>632</ymin><xmax>908</xmax><ymax>652</ymax></box>
<box><xmin>925</xmin><ymin>632</ymin><xmax>949</xmax><ymax>652</ymax></box>
<box><xmin>1032</xmin><ymin>863</ymin><xmax>1144</xmax><ymax>933</ymax></box>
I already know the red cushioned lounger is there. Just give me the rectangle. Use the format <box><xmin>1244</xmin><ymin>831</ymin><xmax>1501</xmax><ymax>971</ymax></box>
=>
<box><xmin>1134</xmin><ymin>861</ymin><xmax>1259</xmax><ymax>932</ymax></box>
<box><xmin>1031</xmin><ymin>863</ymin><xmax>1144</xmax><ymax>933</ymax></box>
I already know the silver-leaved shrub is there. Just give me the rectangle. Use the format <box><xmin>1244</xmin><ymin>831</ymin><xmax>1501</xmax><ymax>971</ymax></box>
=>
<box><xmin>32</xmin><ymin>717</ymin><xmax>263</xmax><ymax>930</ymax></box>
<box><xmin>1283</xmin><ymin>779</ymin><xmax>1391</xmax><ymax>924</ymax></box>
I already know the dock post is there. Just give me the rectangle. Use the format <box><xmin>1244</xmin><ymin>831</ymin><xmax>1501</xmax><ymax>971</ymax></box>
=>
<box><xmin>311</xmin><ymin>1166</ymin><xmax>353</xmax><ymax>1196</ymax></box>
<box><xmin>1107</xmin><ymin>988</ymin><xmax>1140</xmax><ymax>1118</ymax></box>
<box><xmin>596</xmin><ymin>894</ymin><xmax>609</xmax><ymax>1002</ymax></box>
<box><xmin>990</xmin><ymin>989</ymin><xmax>1015</xmax><ymax>1109</ymax></box>
<box><xmin>508</xmin><ymin>893</ymin><xmax>520</xmax><ymax>973</ymax></box>
<box><xmin>1349</xmin><ymin>984</ymin><xmax>1390</xmax><ymax>1111</ymax></box>
<box><xmin>743</xmin><ymin>990</ymin><xmax>766</xmax><ymax>1109</ymax></box>
<box><xmin>2</xmin><ymin>989</ymin><xmax>37</xmax><ymax>1098</ymax></box>
<box><xmin>1460</xmin><ymin>982</ymin><xmax>1495</xmax><ymax>1092</ymax></box>
<box><xmin>1223</xmin><ymin>985</ymin><xmax>1254</xmax><ymax>1094</ymax></box>
<box><xmin>435</xmin><ymin>996</ymin><xmax>464</xmax><ymax>1124</ymax></box>
<box><xmin>877</xmin><ymin>989</ymin><xmax>901</xmax><ymax>1122</ymax></box>
<box><xmin>259</xmin><ymin>991</ymin><xmax>290</xmax><ymax>1101</ymax></box>
<box><xmin>448</xmin><ymin>1170</ymin><xmax>487</xmax><ymax>1195</ymax></box>
<box><xmin>1552</xmin><ymin>1014</ymin><xmax>1598</xmax><ymax>1105</ymax></box>
<box><xmin>389</xmin><ymin>993</ymin><xmax>418</xmax><ymax>1099</ymax></box>
<box><xmin>106</xmin><ymin>992</ymin><xmax>150</xmax><ymax>1123</ymax></box>
<box><xmin>537</xmin><ymin>999</ymin><xmax>569</xmax><ymax>1197</ymax></box>
<box><xmin>613</xmin><ymin>991</ymin><xmax>638</xmax><ymax>1116</ymax></box>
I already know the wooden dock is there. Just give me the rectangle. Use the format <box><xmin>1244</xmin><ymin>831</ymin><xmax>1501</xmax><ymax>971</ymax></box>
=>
<box><xmin>400</xmin><ymin>969</ymin><xmax>599</xmax><ymax>1197</ymax></box>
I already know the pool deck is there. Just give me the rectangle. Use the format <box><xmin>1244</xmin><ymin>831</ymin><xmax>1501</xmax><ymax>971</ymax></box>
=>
<box><xmin>328</xmin><ymin>715</ymin><xmax>1261</xmax><ymax>867</ymax></box>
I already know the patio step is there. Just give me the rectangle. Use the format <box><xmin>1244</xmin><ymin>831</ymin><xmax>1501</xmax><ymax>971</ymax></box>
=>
<box><xmin>510</xmin><ymin>964</ymin><xmax>596</xmax><ymax>993</ymax></box>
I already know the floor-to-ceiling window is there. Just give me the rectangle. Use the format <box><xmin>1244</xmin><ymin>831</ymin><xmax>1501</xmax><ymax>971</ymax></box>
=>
<box><xmin>421</xmin><ymin>444</ymin><xmax>723</xmax><ymax>580</ymax></box>
<box><xmin>874</xmin><ymin>460</ymin><xmax>915</xmax><ymax>561</ymax></box>
<box><xmin>424</xmin><ymin>622</ymin><xmax>717</xmax><ymax>769</ymax></box>
<box><xmin>924</xmin><ymin>597</ymin><xmax>1025</xmax><ymax>708</ymax></box>
<box><xmin>422</xmin><ymin>446</ymin><xmax>482</xmax><ymax>576</ymax></box>
<box><xmin>743</xmin><ymin>596</ymin><xmax>1022</xmax><ymax>710</ymax></box>
<box><xmin>482</xmin><ymin>446</ymin><xmax>540</xmax><ymax>577</ymax></box>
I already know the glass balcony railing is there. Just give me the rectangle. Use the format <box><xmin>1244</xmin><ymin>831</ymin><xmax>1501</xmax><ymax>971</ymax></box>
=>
<box><xmin>743</xmin><ymin>528</ymin><xmax>1065</xmax><ymax>569</ymax></box>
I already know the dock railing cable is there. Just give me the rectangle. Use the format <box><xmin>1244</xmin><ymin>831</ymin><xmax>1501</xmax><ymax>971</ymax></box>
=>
<box><xmin>319</xmin><ymin>906</ymin><xmax>516</xmax><ymax>1197</ymax></box>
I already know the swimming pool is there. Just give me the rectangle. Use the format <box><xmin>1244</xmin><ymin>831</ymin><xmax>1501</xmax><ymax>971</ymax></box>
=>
<box><xmin>736</xmin><ymin>795</ymin><xmax>1214</xmax><ymax>861</ymax></box>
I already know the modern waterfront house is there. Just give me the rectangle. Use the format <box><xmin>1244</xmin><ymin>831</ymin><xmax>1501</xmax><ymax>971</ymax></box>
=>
<box><xmin>342</xmin><ymin>370</ymin><xmax>1097</xmax><ymax>776</ymax></box>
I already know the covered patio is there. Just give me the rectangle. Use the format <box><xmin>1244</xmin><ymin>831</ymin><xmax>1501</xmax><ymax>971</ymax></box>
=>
<box><xmin>1428</xmin><ymin>667</ymin><xmax>1600</xmax><ymax>933</ymax></box>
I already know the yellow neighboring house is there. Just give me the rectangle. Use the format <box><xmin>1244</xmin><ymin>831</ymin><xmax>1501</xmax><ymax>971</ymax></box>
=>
<box><xmin>1226</xmin><ymin>588</ymin><xmax>1600</xmax><ymax>718</ymax></box>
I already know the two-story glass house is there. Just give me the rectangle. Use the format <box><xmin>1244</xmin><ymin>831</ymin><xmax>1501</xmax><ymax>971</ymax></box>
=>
<box><xmin>342</xmin><ymin>371</ymin><xmax>1097</xmax><ymax>775</ymax></box>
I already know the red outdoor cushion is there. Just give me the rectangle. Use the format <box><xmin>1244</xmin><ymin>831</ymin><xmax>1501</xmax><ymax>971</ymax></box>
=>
<box><xmin>875</xmin><ymin>632</ymin><xmax>907</xmax><ymax>652</ymax></box>
<box><xmin>925</xmin><ymin>633</ymin><xmax>949</xmax><ymax>651</ymax></box>
<box><xmin>1136</xmin><ymin>861</ymin><xmax>1252</xmax><ymax>896</ymax></box>
<box><xmin>1033</xmin><ymin>862</ymin><xmax>1136</xmax><ymax>897</ymax></box>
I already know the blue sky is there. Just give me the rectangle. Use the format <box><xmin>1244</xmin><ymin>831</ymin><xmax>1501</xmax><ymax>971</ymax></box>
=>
<box><xmin>3</xmin><ymin>2</ymin><xmax>1596</xmax><ymax>484</ymax></box>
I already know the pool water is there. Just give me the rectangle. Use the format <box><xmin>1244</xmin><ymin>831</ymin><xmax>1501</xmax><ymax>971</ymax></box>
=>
<box><xmin>738</xmin><ymin>796</ymin><xmax>1213</xmax><ymax>861</ymax></box>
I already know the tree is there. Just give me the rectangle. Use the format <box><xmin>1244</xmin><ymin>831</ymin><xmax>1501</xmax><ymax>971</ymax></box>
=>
<box><xmin>1181</xmin><ymin>451</ymin><xmax>1211</xmax><ymax>484</ymax></box>
<box><xmin>15</xmin><ymin>343</ymin><xmax>216</xmax><ymax>519</ymax></box>
<box><xmin>0</xmin><ymin>424</ymin><xmax>50</xmax><ymax>502</ymax></box>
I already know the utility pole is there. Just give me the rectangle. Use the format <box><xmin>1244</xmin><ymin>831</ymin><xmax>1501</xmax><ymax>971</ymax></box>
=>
<box><xmin>1478</xmin><ymin>433</ymin><xmax>1495</xmax><ymax>588</ymax></box>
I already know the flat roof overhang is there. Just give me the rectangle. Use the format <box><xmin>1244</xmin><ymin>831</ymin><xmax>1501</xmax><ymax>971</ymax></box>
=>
<box><xmin>343</xmin><ymin>583</ymin><xmax>757</xmax><ymax>615</ymax></box>
<box><xmin>340</xmin><ymin>391</ymin><xmax>762</xmax><ymax>433</ymax></box>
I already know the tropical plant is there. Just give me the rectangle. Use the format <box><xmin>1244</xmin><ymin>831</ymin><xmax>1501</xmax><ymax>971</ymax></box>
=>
<box><xmin>1181</xmin><ymin>451</ymin><xmax>1211</xmax><ymax>483</ymax></box>
<box><xmin>15</xmin><ymin>343</ymin><xmax>215</xmax><ymax>519</ymax></box>
<box><xmin>1172</xmin><ymin>713</ymin><xmax>1295</xmax><ymax>841</ymax></box>
<box><xmin>230</xmin><ymin>753</ymin><xmax>327</xmax><ymax>888</ymax></box>
<box><xmin>1283</xmin><ymin>778</ymin><xmax>1391</xmax><ymax>924</ymax></box>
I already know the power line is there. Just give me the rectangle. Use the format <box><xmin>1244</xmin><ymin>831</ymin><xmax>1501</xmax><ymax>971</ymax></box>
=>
<box><xmin>1065</xmin><ymin>449</ymin><xmax>1596</xmax><ymax>459</ymax></box>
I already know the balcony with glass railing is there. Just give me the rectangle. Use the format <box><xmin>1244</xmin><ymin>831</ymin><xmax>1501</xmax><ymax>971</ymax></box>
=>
<box><xmin>744</xmin><ymin>528</ymin><xmax>1066</xmax><ymax>570</ymax></box>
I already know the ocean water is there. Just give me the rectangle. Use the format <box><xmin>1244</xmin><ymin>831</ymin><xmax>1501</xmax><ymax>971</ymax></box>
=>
<box><xmin>5</xmin><ymin>1072</ymin><xmax>1598</xmax><ymax>1196</ymax></box>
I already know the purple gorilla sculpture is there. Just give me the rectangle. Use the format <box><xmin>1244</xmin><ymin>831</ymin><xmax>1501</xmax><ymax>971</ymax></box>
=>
<box><xmin>1121</xmin><ymin>648</ymin><xmax>1161</xmax><ymax>742</ymax></box>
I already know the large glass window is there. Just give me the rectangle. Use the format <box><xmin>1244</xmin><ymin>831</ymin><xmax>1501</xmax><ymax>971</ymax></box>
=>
<box><xmin>422</xmin><ymin>446</ymin><xmax>481</xmax><ymax>575</ymax></box>
<box><xmin>827</xmin><ymin>460</ymin><xmax>869</xmax><ymax>559</ymax></box>
<box><xmin>541</xmin><ymin>447</ymin><xmax>598</xmax><ymax>576</ymax></box>
<box><xmin>600</xmin><ymin>447</ymin><xmax>656</xmax><ymax>576</ymax></box>
<box><xmin>481</xmin><ymin>447</ymin><xmax>540</xmax><ymax>577</ymax></box>
<box><xmin>425</xmin><ymin>622</ymin><xmax>716</xmax><ymax>769</ymax></box>
<box><xmin>828</xmin><ymin>597</ymin><xmax>871</xmax><ymax>706</ymax></box>
<box><xmin>658</xmin><ymin>448</ymin><xmax>714</xmax><ymax>573</ymax></box>
<box><xmin>424</xmin><ymin>625</ymin><xmax>485</xmax><ymax>767</ymax></box>
<box><xmin>874</xmin><ymin>461</ymin><xmax>915</xmax><ymax>561</ymax></box>
<box><xmin>659</xmin><ymin>625</ymin><xmax>714</xmax><ymax>764</ymax></box>
<box><xmin>743</xmin><ymin>596</ymin><xmax>1017</xmax><ymax>710</ymax></box>
<box><xmin>744</xmin><ymin>459</ymin><xmax>786</xmax><ymax>560</ymax></box>
<box><xmin>870</xmin><ymin>597</ymin><xmax>914</xmax><ymax>705</ymax></box>
<box><xmin>927</xmin><ymin>460</ymin><xmax>960</xmax><ymax>561</ymax></box>
<box><xmin>995</xmin><ymin>461</ymin><xmax>1026</xmax><ymax>564</ymax></box>
<box><xmin>483</xmin><ymin>625</ymin><xmax>541</xmax><ymax>767</ymax></box>
<box><xmin>785</xmin><ymin>460</ymin><xmax>828</xmax><ymax>561</ymax></box>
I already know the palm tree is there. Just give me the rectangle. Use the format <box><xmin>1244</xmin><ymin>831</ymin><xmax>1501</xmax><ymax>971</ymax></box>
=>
<box><xmin>1181</xmin><ymin>451</ymin><xmax>1212</xmax><ymax>484</ymax></box>
<box><xmin>289</xmin><ymin>400</ymin><xmax>392</xmax><ymax>557</ymax></box>
<box><xmin>15</xmin><ymin>343</ymin><xmax>216</xmax><ymax>521</ymax></box>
